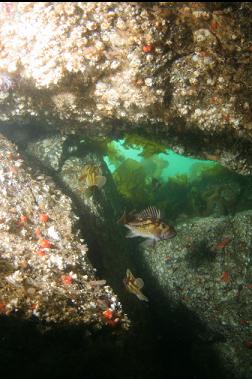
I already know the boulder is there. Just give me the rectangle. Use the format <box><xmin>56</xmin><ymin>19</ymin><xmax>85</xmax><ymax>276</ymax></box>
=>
<box><xmin>0</xmin><ymin>3</ymin><xmax>251</xmax><ymax>173</ymax></box>
<box><xmin>141</xmin><ymin>211</ymin><xmax>252</xmax><ymax>379</ymax></box>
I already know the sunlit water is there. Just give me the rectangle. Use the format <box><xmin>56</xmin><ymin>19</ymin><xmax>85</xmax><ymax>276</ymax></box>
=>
<box><xmin>104</xmin><ymin>139</ymin><xmax>218</xmax><ymax>176</ymax></box>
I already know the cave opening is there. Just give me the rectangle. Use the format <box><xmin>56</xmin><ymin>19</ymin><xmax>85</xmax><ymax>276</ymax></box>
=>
<box><xmin>1</xmin><ymin>127</ymin><xmax>251</xmax><ymax>379</ymax></box>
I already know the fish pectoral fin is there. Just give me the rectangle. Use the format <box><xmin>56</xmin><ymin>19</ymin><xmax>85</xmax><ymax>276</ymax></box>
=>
<box><xmin>135</xmin><ymin>278</ymin><xmax>144</xmax><ymax>289</ymax></box>
<box><xmin>139</xmin><ymin>239</ymin><xmax>156</xmax><ymax>249</ymax></box>
<box><xmin>95</xmin><ymin>175</ymin><xmax>106</xmax><ymax>189</ymax></box>
<box><xmin>126</xmin><ymin>230</ymin><xmax>137</xmax><ymax>238</ymax></box>
<box><xmin>137</xmin><ymin>292</ymin><xmax>149</xmax><ymax>302</ymax></box>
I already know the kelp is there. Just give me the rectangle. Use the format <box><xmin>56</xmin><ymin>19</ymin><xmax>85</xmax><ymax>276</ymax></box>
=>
<box><xmin>122</xmin><ymin>134</ymin><xmax>167</xmax><ymax>158</ymax></box>
<box><xmin>113</xmin><ymin>159</ymin><xmax>150</xmax><ymax>206</ymax></box>
<box><xmin>64</xmin><ymin>134</ymin><xmax>252</xmax><ymax>220</ymax></box>
<box><xmin>106</xmin><ymin>142</ymin><xmax>125</xmax><ymax>169</ymax></box>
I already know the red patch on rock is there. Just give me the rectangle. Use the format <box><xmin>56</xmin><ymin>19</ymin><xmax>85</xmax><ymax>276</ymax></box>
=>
<box><xmin>61</xmin><ymin>275</ymin><xmax>73</xmax><ymax>285</ymax></box>
<box><xmin>39</xmin><ymin>239</ymin><xmax>53</xmax><ymax>249</ymax></box>
<box><xmin>20</xmin><ymin>215</ymin><xmax>29</xmax><ymax>223</ymax></box>
<box><xmin>143</xmin><ymin>44</ymin><xmax>154</xmax><ymax>53</ymax></box>
<box><xmin>39</xmin><ymin>214</ymin><xmax>49</xmax><ymax>222</ymax></box>
<box><xmin>103</xmin><ymin>309</ymin><xmax>113</xmax><ymax>320</ymax></box>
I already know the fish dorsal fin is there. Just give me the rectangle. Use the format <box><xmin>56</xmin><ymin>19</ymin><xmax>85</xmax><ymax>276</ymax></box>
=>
<box><xmin>135</xmin><ymin>206</ymin><xmax>161</xmax><ymax>220</ymax></box>
<box><xmin>135</xmin><ymin>277</ymin><xmax>144</xmax><ymax>289</ymax></box>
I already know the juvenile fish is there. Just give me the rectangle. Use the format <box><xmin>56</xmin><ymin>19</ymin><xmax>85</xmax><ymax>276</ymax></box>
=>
<box><xmin>79</xmin><ymin>164</ymin><xmax>106</xmax><ymax>196</ymax></box>
<box><xmin>123</xmin><ymin>269</ymin><xmax>148</xmax><ymax>302</ymax></box>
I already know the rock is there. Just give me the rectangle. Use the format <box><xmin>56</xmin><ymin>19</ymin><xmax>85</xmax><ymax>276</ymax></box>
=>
<box><xmin>24</xmin><ymin>134</ymin><xmax>138</xmax><ymax>295</ymax></box>
<box><xmin>26</xmin><ymin>135</ymin><xmax>67</xmax><ymax>171</ymax></box>
<box><xmin>0</xmin><ymin>133</ymin><xmax>129</xmax><ymax>329</ymax></box>
<box><xmin>141</xmin><ymin>211</ymin><xmax>252</xmax><ymax>379</ymax></box>
<box><xmin>0</xmin><ymin>3</ymin><xmax>251</xmax><ymax>174</ymax></box>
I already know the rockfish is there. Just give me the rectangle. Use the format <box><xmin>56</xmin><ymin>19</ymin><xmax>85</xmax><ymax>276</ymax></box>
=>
<box><xmin>79</xmin><ymin>164</ymin><xmax>106</xmax><ymax>195</ymax></box>
<box><xmin>118</xmin><ymin>206</ymin><xmax>176</xmax><ymax>247</ymax></box>
<box><xmin>123</xmin><ymin>269</ymin><xmax>148</xmax><ymax>302</ymax></box>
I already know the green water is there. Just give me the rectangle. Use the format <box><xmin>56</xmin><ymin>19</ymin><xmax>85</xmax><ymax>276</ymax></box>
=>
<box><xmin>102</xmin><ymin>138</ymin><xmax>252</xmax><ymax>221</ymax></box>
<box><xmin>104</xmin><ymin>139</ymin><xmax>218</xmax><ymax>178</ymax></box>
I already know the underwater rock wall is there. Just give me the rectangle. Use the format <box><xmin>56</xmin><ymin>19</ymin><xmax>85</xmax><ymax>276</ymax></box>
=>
<box><xmin>0</xmin><ymin>133</ymin><xmax>129</xmax><ymax>330</ymax></box>
<box><xmin>26</xmin><ymin>134</ymin><xmax>139</xmax><ymax>300</ymax></box>
<box><xmin>0</xmin><ymin>3</ymin><xmax>252</xmax><ymax>174</ymax></box>
<box><xmin>141</xmin><ymin>212</ymin><xmax>252</xmax><ymax>379</ymax></box>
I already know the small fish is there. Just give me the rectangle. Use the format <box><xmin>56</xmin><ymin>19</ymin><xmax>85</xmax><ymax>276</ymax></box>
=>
<box><xmin>123</xmin><ymin>269</ymin><xmax>148</xmax><ymax>302</ymax></box>
<box><xmin>79</xmin><ymin>164</ymin><xmax>106</xmax><ymax>195</ymax></box>
<box><xmin>118</xmin><ymin>206</ymin><xmax>176</xmax><ymax>246</ymax></box>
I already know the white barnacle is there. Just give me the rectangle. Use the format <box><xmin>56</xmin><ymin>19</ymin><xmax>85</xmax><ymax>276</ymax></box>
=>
<box><xmin>145</xmin><ymin>78</ymin><xmax>153</xmax><ymax>87</ymax></box>
<box><xmin>48</xmin><ymin>226</ymin><xmax>60</xmax><ymax>241</ymax></box>
<box><xmin>194</xmin><ymin>108</ymin><xmax>202</xmax><ymax>116</ymax></box>
<box><xmin>47</xmin><ymin>254</ymin><xmax>64</xmax><ymax>270</ymax></box>
<box><xmin>6</xmin><ymin>270</ymin><xmax>23</xmax><ymax>287</ymax></box>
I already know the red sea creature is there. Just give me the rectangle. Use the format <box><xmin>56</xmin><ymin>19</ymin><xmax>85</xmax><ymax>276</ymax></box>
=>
<box><xmin>39</xmin><ymin>213</ymin><xmax>49</xmax><ymax>223</ymax></box>
<box><xmin>38</xmin><ymin>239</ymin><xmax>53</xmax><ymax>249</ymax></box>
<box><xmin>61</xmin><ymin>275</ymin><xmax>73</xmax><ymax>285</ymax></box>
<box><xmin>143</xmin><ymin>44</ymin><xmax>154</xmax><ymax>53</ymax></box>
<box><xmin>215</xmin><ymin>238</ymin><xmax>231</xmax><ymax>250</ymax></box>
<box><xmin>36</xmin><ymin>249</ymin><xmax>46</xmax><ymax>257</ymax></box>
<box><xmin>245</xmin><ymin>284</ymin><xmax>252</xmax><ymax>289</ymax></box>
<box><xmin>20</xmin><ymin>215</ymin><xmax>29</xmax><ymax>223</ymax></box>
<box><xmin>103</xmin><ymin>309</ymin><xmax>113</xmax><ymax>320</ymax></box>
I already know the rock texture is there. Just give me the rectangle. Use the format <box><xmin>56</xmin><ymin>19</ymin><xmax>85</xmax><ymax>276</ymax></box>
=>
<box><xmin>0</xmin><ymin>133</ymin><xmax>129</xmax><ymax>329</ymax></box>
<box><xmin>141</xmin><ymin>212</ymin><xmax>252</xmax><ymax>379</ymax></box>
<box><xmin>0</xmin><ymin>3</ymin><xmax>252</xmax><ymax>173</ymax></box>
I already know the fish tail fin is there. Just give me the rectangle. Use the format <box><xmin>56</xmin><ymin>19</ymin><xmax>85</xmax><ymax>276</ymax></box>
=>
<box><xmin>137</xmin><ymin>292</ymin><xmax>149</xmax><ymax>302</ymax></box>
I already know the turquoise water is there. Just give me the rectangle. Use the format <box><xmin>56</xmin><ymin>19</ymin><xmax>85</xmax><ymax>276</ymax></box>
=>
<box><xmin>104</xmin><ymin>139</ymin><xmax>218</xmax><ymax>179</ymax></box>
<box><xmin>102</xmin><ymin>138</ymin><xmax>252</xmax><ymax>219</ymax></box>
